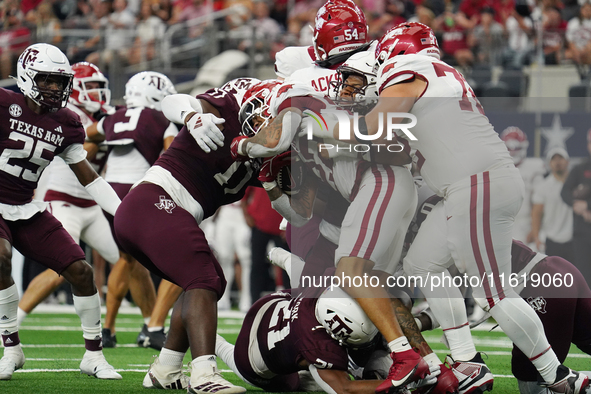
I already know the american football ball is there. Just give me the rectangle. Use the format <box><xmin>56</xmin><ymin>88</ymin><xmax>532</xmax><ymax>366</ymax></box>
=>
<box><xmin>362</xmin><ymin>350</ymin><xmax>392</xmax><ymax>380</ymax></box>
<box><xmin>276</xmin><ymin>154</ymin><xmax>303</xmax><ymax>195</ymax></box>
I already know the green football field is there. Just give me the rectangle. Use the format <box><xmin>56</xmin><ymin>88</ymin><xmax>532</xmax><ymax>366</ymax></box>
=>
<box><xmin>1</xmin><ymin>311</ymin><xmax>589</xmax><ymax>393</ymax></box>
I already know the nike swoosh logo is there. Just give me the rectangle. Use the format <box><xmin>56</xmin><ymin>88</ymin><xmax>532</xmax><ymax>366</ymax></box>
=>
<box><xmin>390</xmin><ymin>368</ymin><xmax>415</xmax><ymax>386</ymax></box>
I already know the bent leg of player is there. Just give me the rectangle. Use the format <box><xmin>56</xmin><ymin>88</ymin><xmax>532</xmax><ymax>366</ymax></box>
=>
<box><xmin>446</xmin><ymin>168</ymin><xmax>588</xmax><ymax>393</ymax></box>
<box><xmin>404</xmin><ymin>199</ymin><xmax>493</xmax><ymax>394</ymax></box>
<box><xmin>4</xmin><ymin>212</ymin><xmax>120</xmax><ymax>380</ymax></box>
<box><xmin>214</xmin><ymin>217</ymin><xmax>237</xmax><ymax>311</ymax></box>
<box><xmin>235</xmin><ymin>220</ymin><xmax>252</xmax><ymax>313</ymax></box>
<box><xmin>267</xmin><ymin>247</ymin><xmax>305</xmax><ymax>287</ymax></box>
<box><xmin>334</xmin><ymin>165</ymin><xmax>428</xmax><ymax>392</ymax></box>
<box><xmin>115</xmin><ymin>183</ymin><xmax>245</xmax><ymax>394</ymax></box>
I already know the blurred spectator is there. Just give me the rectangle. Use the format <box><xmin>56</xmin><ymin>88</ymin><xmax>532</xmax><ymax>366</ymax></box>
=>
<box><xmin>434</xmin><ymin>8</ymin><xmax>474</xmax><ymax>66</ymax></box>
<box><xmin>169</xmin><ymin>0</ymin><xmax>212</xmax><ymax>38</ymax></box>
<box><xmin>151</xmin><ymin>0</ymin><xmax>174</xmax><ymax>21</ymax></box>
<box><xmin>503</xmin><ymin>2</ymin><xmax>534</xmax><ymax>68</ymax></box>
<box><xmin>21</xmin><ymin>0</ymin><xmax>44</xmax><ymax>16</ymax></box>
<box><xmin>492</xmin><ymin>0</ymin><xmax>515</xmax><ymax>25</ymax></box>
<box><xmin>86</xmin><ymin>0</ymin><xmax>136</xmax><ymax>66</ymax></box>
<box><xmin>127</xmin><ymin>0</ymin><xmax>166</xmax><ymax>65</ymax></box>
<box><xmin>63</xmin><ymin>0</ymin><xmax>95</xmax><ymax>27</ymax></box>
<box><xmin>531</xmin><ymin>147</ymin><xmax>573</xmax><ymax>261</ymax></box>
<box><xmin>408</xmin><ymin>5</ymin><xmax>436</xmax><ymax>28</ymax></box>
<box><xmin>456</xmin><ymin>0</ymin><xmax>490</xmax><ymax>29</ymax></box>
<box><xmin>0</xmin><ymin>1</ymin><xmax>31</xmax><ymax>79</ymax></box>
<box><xmin>561</xmin><ymin>130</ymin><xmax>591</xmax><ymax>287</ymax></box>
<box><xmin>287</xmin><ymin>0</ymin><xmax>322</xmax><ymax>41</ymax></box>
<box><xmin>237</xmin><ymin>0</ymin><xmax>282</xmax><ymax>63</ymax></box>
<box><xmin>27</xmin><ymin>1</ymin><xmax>63</xmax><ymax>45</ymax></box>
<box><xmin>469</xmin><ymin>6</ymin><xmax>504</xmax><ymax>65</ymax></box>
<box><xmin>242</xmin><ymin>187</ymin><xmax>289</xmax><ymax>303</ymax></box>
<box><xmin>541</xmin><ymin>6</ymin><xmax>567</xmax><ymax>64</ymax></box>
<box><xmin>565</xmin><ymin>0</ymin><xmax>591</xmax><ymax>75</ymax></box>
<box><xmin>268</xmin><ymin>0</ymin><xmax>287</xmax><ymax>28</ymax></box>
<box><xmin>369</xmin><ymin>0</ymin><xmax>407</xmax><ymax>38</ymax></box>
<box><xmin>67</xmin><ymin>0</ymin><xmax>110</xmax><ymax>63</ymax></box>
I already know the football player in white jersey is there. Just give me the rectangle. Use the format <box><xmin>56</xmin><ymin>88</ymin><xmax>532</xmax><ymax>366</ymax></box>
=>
<box><xmin>230</xmin><ymin>71</ymin><xmax>439</xmax><ymax>392</ymax></box>
<box><xmin>500</xmin><ymin>127</ymin><xmax>546</xmax><ymax>245</ymax></box>
<box><xmin>275</xmin><ymin>0</ymin><xmax>372</xmax><ymax>95</ymax></box>
<box><xmin>331</xmin><ymin>22</ymin><xmax>589</xmax><ymax>394</ymax></box>
<box><xmin>16</xmin><ymin>62</ymin><xmax>120</xmax><ymax>327</ymax></box>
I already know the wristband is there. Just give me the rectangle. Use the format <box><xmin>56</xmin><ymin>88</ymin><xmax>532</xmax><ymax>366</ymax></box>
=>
<box><xmin>262</xmin><ymin>181</ymin><xmax>277</xmax><ymax>192</ymax></box>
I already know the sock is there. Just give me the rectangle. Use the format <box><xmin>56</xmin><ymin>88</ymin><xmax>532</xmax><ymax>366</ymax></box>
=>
<box><xmin>148</xmin><ymin>326</ymin><xmax>164</xmax><ymax>332</ymax></box>
<box><xmin>444</xmin><ymin>324</ymin><xmax>476</xmax><ymax>361</ymax></box>
<box><xmin>191</xmin><ymin>354</ymin><xmax>217</xmax><ymax>378</ymax></box>
<box><xmin>414</xmin><ymin>318</ymin><xmax>422</xmax><ymax>331</ymax></box>
<box><xmin>16</xmin><ymin>307</ymin><xmax>28</xmax><ymax>327</ymax></box>
<box><xmin>423</xmin><ymin>352</ymin><xmax>441</xmax><ymax>367</ymax></box>
<box><xmin>388</xmin><ymin>336</ymin><xmax>412</xmax><ymax>353</ymax></box>
<box><xmin>0</xmin><ymin>284</ymin><xmax>19</xmax><ymax>347</ymax></box>
<box><xmin>159</xmin><ymin>347</ymin><xmax>185</xmax><ymax>370</ymax></box>
<box><xmin>144</xmin><ymin>317</ymin><xmax>150</xmax><ymax>325</ymax></box>
<box><xmin>488</xmin><ymin>296</ymin><xmax>560</xmax><ymax>383</ymax></box>
<box><xmin>73</xmin><ymin>293</ymin><xmax>102</xmax><ymax>351</ymax></box>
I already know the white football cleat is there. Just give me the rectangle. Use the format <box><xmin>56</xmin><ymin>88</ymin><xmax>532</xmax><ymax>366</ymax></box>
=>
<box><xmin>446</xmin><ymin>353</ymin><xmax>493</xmax><ymax>394</ymax></box>
<box><xmin>143</xmin><ymin>355</ymin><xmax>189</xmax><ymax>390</ymax></box>
<box><xmin>80</xmin><ymin>350</ymin><xmax>122</xmax><ymax>380</ymax></box>
<box><xmin>188</xmin><ymin>357</ymin><xmax>246</xmax><ymax>394</ymax></box>
<box><xmin>0</xmin><ymin>345</ymin><xmax>25</xmax><ymax>380</ymax></box>
<box><xmin>542</xmin><ymin>365</ymin><xmax>590</xmax><ymax>394</ymax></box>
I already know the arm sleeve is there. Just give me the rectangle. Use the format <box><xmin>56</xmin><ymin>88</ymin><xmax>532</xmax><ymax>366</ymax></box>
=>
<box><xmin>308</xmin><ymin>365</ymin><xmax>337</xmax><ymax>394</ymax></box>
<box><xmin>58</xmin><ymin>143</ymin><xmax>87</xmax><ymax>165</ymax></box>
<box><xmin>271</xmin><ymin>193</ymin><xmax>311</xmax><ymax>227</ymax></box>
<box><xmin>96</xmin><ymin>117</ymin><xmax>106</xmax><ymax>135</ymax></box>
<box><xmin>84</xmin><ymin>176</ymin><xmax>121</xmax><ymax>216</ymax></box>
<box><xmin>161</xmin><ymin>94</ymin><xmax>204</xmax><ymax>124</ymax></box>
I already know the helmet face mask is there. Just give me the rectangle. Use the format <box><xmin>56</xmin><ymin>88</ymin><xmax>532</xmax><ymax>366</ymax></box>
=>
<box><xmin>500</xmin><ymin>126</ymin><xmax>529</xmax><ymax>165</ymax></box>
<box><xmin>16</xmin><ymin>44</ymin><xmax>74</xmax><ymax>112</ymax></box>
<box><xmin>238</xmin><ymin>80</ymin><xmax>281</xmax><ymax>137</ymax></box>
<box><xmin>330</xmin><ymin>51</ymin><xmax>378</xmax><ymax>114</ymax></box>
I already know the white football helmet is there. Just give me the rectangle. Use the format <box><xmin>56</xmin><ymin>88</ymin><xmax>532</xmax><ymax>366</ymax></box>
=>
<box><xmin>16</xmin><ymin>43</ymin><xmax>73</xmax><ymax>111</ymax></box>
<box><xmin>315</xmin><ymin>285</ymin><xmax>378</xmax><ymax>348</ymax></box>
<box><xmin>331</xmin><ymin>50</ymin><xmax>377</xmax><ymax>113</ymax></box>
<box><xmin>124</xmin><ymin>71</ymin><xmax>177</xmax><ymax>111</ymax></box>
<box><xmin>500</xmin><ymin>126</ymin><xmax>529</xmax><ymax>166</ymax></box>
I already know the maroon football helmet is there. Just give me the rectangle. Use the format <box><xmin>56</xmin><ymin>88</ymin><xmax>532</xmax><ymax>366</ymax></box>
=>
<box><xmin>375</xmin><ymin>22</ymin><xmax>440</xmax><ymax>68</ymax></box>
<box><xmin>313</xmin><ymin>0</ymin><xmax>368</xmax><ymax>62</ymax></box>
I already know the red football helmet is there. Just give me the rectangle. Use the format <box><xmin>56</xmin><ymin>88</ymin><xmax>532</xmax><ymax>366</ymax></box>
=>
<box><xmin>375</xmin><ymin>22</ymin><xmax>440</xmax><ymax>68</ymax></box>
<box><xmin>69</xmin><ymin>62</ymin><xmax>110</xmax><ymax>113</ymax></box>
<box><xmin>313</xmin><ymin>0</ymin><xmax>368</xmax><ymax>62</ymax></box>
<box><xmin>239</xmin><ymin>80</ymin><xmax>282</xmax><ymax>137</ymax></box>
<box><xmin>500</xmin><ymin>126</ymin><xmax>528</xmax><ymax>165</ymax></box>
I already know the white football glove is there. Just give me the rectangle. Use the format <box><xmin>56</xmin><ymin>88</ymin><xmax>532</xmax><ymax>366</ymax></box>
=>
<box><xmin>406</xmin><ymin>364</ymin><xmax>441</xmax><ymax>390</ymax></box>
<box><xmin>186</xmin><ymin>113</ymin><xmax>226</xmax><ymax>152</ymax></box>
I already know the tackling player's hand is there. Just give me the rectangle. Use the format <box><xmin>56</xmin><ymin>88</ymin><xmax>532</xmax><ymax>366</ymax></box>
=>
<box><xmin>186</xmin><ymin>113</ymin><xmax>226</xmax><ymax>153</ymax></box>
<box><xmin>258</xmin><ymin>151</ymin><xmax>292</xmax><ymax>183</ymax></box>
<box><xmin>230</xmin><ymin>136</ymin><xmax>250</xmax><ymax>161</ymax></box>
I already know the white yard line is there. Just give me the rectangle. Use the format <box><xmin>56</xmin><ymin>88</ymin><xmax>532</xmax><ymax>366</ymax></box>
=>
<box><xmin>18</xmin><ymin>326</ymin><xmax>240</xmax><ymax>334</ymax></box>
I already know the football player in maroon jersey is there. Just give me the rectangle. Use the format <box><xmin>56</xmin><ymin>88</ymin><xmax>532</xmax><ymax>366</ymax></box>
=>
<box><xmin>114</xmin><ymin>78</ymin><xmax>260</xmax><ymax>393</ymax></box>
<box><xmin>0</xmin><ymin>44</ymin><xmax>122</xmax><ymax>380</ymax></box>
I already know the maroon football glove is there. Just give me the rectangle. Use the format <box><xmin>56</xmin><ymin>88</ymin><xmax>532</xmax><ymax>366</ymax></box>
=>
<box><xmin>258</xmin><ymin>151</ymin><xmax>292</xmax><ymax>183</ymax></box>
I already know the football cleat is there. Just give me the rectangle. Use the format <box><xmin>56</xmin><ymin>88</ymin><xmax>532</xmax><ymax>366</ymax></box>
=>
<box><xmin>445</xmin><ymin>353</ymin><xmax>493</xmax><ymax>394</ymax></box>
<box><xmin>375</xmin><ymin>349</ymin><xmax>430</xmax><ymax>394</ymax></box>
<box><xmin>142</xmin><ymin>355</ymin><xmax>189</xmax><ymax>390</ymax></box>
<box><xmin>80</xmin><ymin>350</ymin><xmax>122</xmax><ymax>380</ymax></box>
<box><xmin>101</xmin><ymin>328</ymin><xmax>117</xmax><ymax>348</ymax></box>
<box><xmin>425</xmin><ymin>364</ymin><xmax>460</xmax><ymax>394</ymax></box>
<box><xmin>137</xmin><ymin>324</ymin><xmax>167</xmax><ymax>350</ymax></box>
<box><xmin>0</xmin><ymin>345</ymin><xmax>25</xmax><ymax>380</ymax></box>
<box><xmin>188</xmin><ymin>358</ymin><xmax>246</xmax><ymax>394</ymax></box>
<box><xmin>541</xmin><ymin>365</ymin><xmax>590</xmax><ymax>394</ymax></box>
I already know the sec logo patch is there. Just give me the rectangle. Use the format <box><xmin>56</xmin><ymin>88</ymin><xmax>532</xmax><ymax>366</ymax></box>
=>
<box><xmin>9</xmin><ymin>104</ymin><xmax>22</xmax><ymax>117</ymax></box>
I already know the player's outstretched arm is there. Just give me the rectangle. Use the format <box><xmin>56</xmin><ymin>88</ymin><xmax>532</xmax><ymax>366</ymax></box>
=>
<box><xmin>162</xmin><ymin>94</ymin><xmax>226</xmax><ymax>152</ymax></box>
<box><xmin>69</xmin><ymin>159</ymin><xmax>121</xmax><ymax>216</ymax></box>
<box><xmin>233</xmin><ymin>107</ymin><xmax>303</xmax><ymax>159</ymax></box>
<box><xmin>310</xmin><ymin>365</ymin><xmax>382</xmax><ymax>394</ymax></box>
